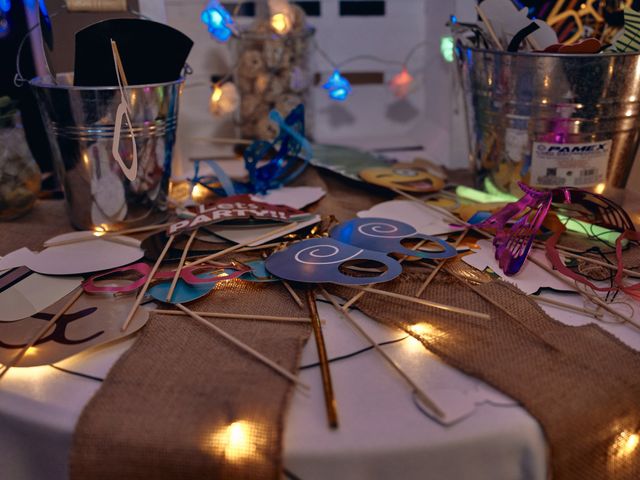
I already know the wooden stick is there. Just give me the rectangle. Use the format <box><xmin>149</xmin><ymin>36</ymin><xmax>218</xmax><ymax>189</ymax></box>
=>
<box><xmin>415</xmin><ymin>229</ymin><xmax>469</xmax><ymax>297</ymax></box>
<box><xmin>527</xmin><ymin>256</ymin><xmax>640</xmax><ymax>330</ymax></box>
<box><xmin>348</xmin><ymin>285</ymin><xmax>491</xmax><ymax>321</ymax></box>
<box><xmin>475</xmin><ymin>4</ymin><xmax>505</xmax><ymax>50</ymax></box>
<box><xmin>531</xmin><ymin>295</ymin><xmax>601</xmax><ymax>318</ymax></box>
<box><xmin>43</xmin><ymin>222</ymin><xmax>173</xmax><ymax>248</ymax></box>
<box><xmin>342</xmin><ymin>239</ymin><xmax>428</xmax><ymax>311</ymax></box>
<box><xmin>166</xmin><ymin>229</ymin><xmax>198</xmax><ymax>302</ymax></box>
<box><xmin>557</xmin><ymin>250</ymin><xmax>640</xmax><ymax>279</ymax></box>
<box><xmin>0</xmin><ymin>288</ymin><xmax>83</xmax><ymax>380</ymax></box>
<box><xmin>188</xmin><ymin>223</ymin><xmax>297</xmax><ymax>267</ymax></box>
<box><xmin>306</xmin><ymin>289</ymin><xmax>339</xmax><ymax>428</ymax></box>
<box><xmin>175</xmin><ymin>303</ymin><xmax>309</xmax><ymax>389</ymax></box>
<box><xmin>390</xmin><ymin>188</ymin><xmax>464</xmax><ymax>226</ymax></box>
<box><xmin>282</xmin><ymin>280</ymin><xmax>304</xmax><ymax>308</ymax></box>
<box><xmin>111</xmin><ymin>39</ymin><xmax>129</xmax><ymax>86</ymax></box>
<box><xmin>121</xmin><ymin>234</ymin><xmax>176</xmax><ymax>331</ymax></box>
<box><xmin>446</xmin><ymin>272</ymin><xmax>558</xmax><ymax>350</ymax></box>
<box><xmin>319</xmin><ymin>287</ymin><xmax>445</xmax><ymax>419</ymax></box>
<box><xmin>151</xmin><ymin>309</ymin><xmax>311</xmax><ymax>323</ymax></box>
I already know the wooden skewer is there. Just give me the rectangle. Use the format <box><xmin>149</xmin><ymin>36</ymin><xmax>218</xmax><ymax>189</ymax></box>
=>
<box><xmin>556</xmin><ymin>250</ymin><xmax>640</xmax><ymax>279</ymax></box>
<box><xmin>319</xmin><ymin>287</ymin><xmax>445</xmax><ymax>419</ymax></box>
<box><xmin>43</xmin><ymin>222</ymin><xmax>173</xmax><ymax>248</ymax></box>
<box><xmin>306</xmin><ymin>289</ymin><xmax>339</xmax><ymax>429</ymax></box>
<box><xmin>527</xmin><ymin>256</ymin><xmax>640</xmax><ymax>330</ymax></box>
<box><xmin>282</xmin><ymin>280</ymin><xmax>304</xmax><ymax>308</ymax></box>
<box><xmin>188</xmin><ymin>223</ymin><xmax>297</xmax><ymax>267</ymax></box>
<box><xmin>475</xmin><ymin>4</ymin><xmax>505</xmax><ymax>50</ymax></box>
<box><xmin>175</xmin><ymin>303</ymin><xmax>309</xmax><ymax>389</ymax></box>
<box><xmin>390</xmin><ymin>188</ymin><xmax>464</xmax><ymax>227</ymax></box>
<box><xmin>166</xmin><ymin>229</ymin><xmax>198</xmax><ymax>302</ymax></box>
<box><xmin>111</xmin><ymin>39</ymin><xmax>129</xmax><ymax>86</ymax></box>
<box><xmin>348</xmin><ymin>285</ymin><xmax>491</xmax><ymax>321</ymax></box>
<box><xmin>151</xmin><ymin>309</ymin><xmax>311</xmax><ymax>323</ymax></box>
<box><xmin>531</xmin><ymin>295</ymin><xmax>601</xmax><ymax>318</ymax></box>
<box><xmin>342</xmin><ymin>239</ymin><xmax>428</xmax><ymax>311</ymax></box>
<box><xmin>415</xmin><ymin>229</ymin><xmax>469</xmax><ymax>297</ymax></box>
<box><xmin>0</xmin><ymin>288</ymin><xmax>83</xmax><ymax>380</ymax></box>
<box><xmin>121</xmin><ymin>234</ymin><xmax>176</xmax><ymax>331</ymax></box>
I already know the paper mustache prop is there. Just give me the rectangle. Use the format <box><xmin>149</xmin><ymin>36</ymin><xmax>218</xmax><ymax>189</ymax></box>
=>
<box><xmin>0</xmin><ymin>291</ymin><xmax>148</xmax><ymax>367</ymax></box>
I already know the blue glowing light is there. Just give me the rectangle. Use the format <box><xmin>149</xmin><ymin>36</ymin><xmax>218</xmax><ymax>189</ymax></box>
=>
<box><xmin>0</xmin><ymin>0</ymin><xmax>10</xmax><ymax>13</ymax></box>
<box><xmin>323</xmin><ymin>70</ymin><xmax>351</xmax><ymax>101</ymax></box>
<box><xmin>201</xmin><ymin>0</ymin><xmax>234</xmax><ymax>42</ymax></box>
<box><xmin>450</xmin><ymin>15</ymin><xmax>457</xmax><ymax>24</ymax></box>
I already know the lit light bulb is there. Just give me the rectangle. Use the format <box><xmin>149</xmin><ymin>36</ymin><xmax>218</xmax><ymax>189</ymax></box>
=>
<box><xmin>271</xmin><ymin>12</ymin><xmax>291</xmax><ymax>35</ymax></box>
<box><xmin>323</xmin><ymin>70</ymin><xmax>351</xmax><ymax>101</ymax></box>
<box><xmin>0</xmin><ymin>0</ymin><xmax>10</xmax><ymax>13</ymax></box>
<box><xmin>209</xmin><ymin>82</ymin><xmax>239</xmax><ymax>116</ymax></box>
<box><xmin>201</xmin><ymin>0</ymin><xmax>234</xmax><ymax>42</ymax></box>
<box><xmin>389</xmin><ymin>67</ymin><xmax>414</xmax><ymax>99</ymax></box>
<box><xmin>268</xmin><ymin>0</ymin><xmax>293</xmax><ymax>35</ymax></box>
<box><xmin>440</xmin><ymin>35</ymin><xmax>455</xmax><ymax>63</ymax></box>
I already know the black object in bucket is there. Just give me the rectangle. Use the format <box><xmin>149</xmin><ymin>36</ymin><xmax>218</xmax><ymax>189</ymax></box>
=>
<box><xmin>73</xmin><ymin>18</ymin><xmax>193</xmax><ymax>87</ymax></box>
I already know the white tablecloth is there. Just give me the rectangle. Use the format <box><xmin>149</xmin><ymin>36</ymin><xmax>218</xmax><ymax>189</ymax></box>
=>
<box><xmin>5</xmin><ymin>285</ymin><xmax>637</xmax><ymax>480</ymax></box>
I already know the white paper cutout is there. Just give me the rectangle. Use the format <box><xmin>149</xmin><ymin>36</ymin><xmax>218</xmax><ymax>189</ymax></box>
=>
<box><xmin>358</xmin><ymin>200</ymin><xmax>458</xmax><ymax>237</ymax></box>
<box><xmin>0</xmin><ymin>233</ymin><xmax>144</xmax><ymax>275</ymax></box>
<box><xmin>0</xmin><ymin>273</ymin><xmax>82</xmax><ymax>322</ymax></box>
<box><xmin>479</xmin><ymin>0</ymin><xmax>558</xmax><ymax>50</ymax></box>
<box><xmin>250</xmin><ymin>186</ymin><xmax>326</xmax><ymax>209</ymax></box>
<box><xmin>208</xmin><ymin>214</ymin><xmax>321</xmax><ymax>247</ymax></box>
<box><xmin>462</xmin><ymin>240</ymin><xmax>571</xmax><ymax>294</ymax></box>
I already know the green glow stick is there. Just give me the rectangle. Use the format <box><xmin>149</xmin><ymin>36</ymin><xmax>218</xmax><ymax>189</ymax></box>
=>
<box><xmin>455</xmin><ymin>185</ymin><xmax>622</xmax><ymax>244</ymax></box>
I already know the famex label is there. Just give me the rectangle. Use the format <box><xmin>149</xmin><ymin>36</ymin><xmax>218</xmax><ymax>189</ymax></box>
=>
<box><xmin>530</xmin><ymin>140</ymin><xmax>611</xmax><ymax>188</ymax></box>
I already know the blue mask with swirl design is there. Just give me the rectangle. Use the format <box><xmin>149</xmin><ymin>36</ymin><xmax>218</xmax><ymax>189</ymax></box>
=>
<box><xmin>264</xmin><ymin>238</ymin><xmax>402</xmax><ymax>285</ymax></box>
<box><xmin>330</xmin><ymin>218</ymin><xmax>457</xmax><ymax>260</ymax></box>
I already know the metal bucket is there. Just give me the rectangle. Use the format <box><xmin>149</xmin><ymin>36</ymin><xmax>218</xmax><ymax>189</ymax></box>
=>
<box><xmin>30</xmin><ymin>73</ymin><xmax>183</xmax><ymax>230</ymax></box>
<box><xmin>459</xmin><ymin>48</ymin><xmax>640</xmax><ymax>195</ymax></box>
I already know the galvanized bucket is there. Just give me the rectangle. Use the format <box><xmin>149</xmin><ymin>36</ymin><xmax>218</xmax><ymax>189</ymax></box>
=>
<box><xmin>459</xmin><ymin>48</ymin><xmax>640</xmax><ymax>195</ymax></box>
<box><xmin>30</xmin><ymin>73</ymin><xmax>183</xmax><ymax>230</ymax></box>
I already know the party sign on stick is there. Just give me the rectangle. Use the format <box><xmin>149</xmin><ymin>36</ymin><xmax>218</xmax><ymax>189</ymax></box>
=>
<box><xmin>167</xmin><ymin>195</ymin><xmax>311</xmax><ymax>236</ymax></box>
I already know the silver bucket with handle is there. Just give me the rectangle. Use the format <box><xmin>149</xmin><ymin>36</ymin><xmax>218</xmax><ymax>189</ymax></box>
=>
<box><xmin>30</xmin><ymin>72</ymin><xmax>183</xmax><ymax>230</ymax></box>
<box><xmin>459</xmin><ymin>47</ymin><xmax>640</xmax><ymax>196</ymax></box>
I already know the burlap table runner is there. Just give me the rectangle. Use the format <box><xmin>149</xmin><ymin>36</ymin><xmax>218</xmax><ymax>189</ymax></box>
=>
<box><xmin>329</xmin><ymin>268</ymin><xmax>640</xmax><ymax>479</ymax></box>
<box><xmin>70</xmin><ymin>281</ymin><xmax>311</xmax><ymax>479</ymax></box>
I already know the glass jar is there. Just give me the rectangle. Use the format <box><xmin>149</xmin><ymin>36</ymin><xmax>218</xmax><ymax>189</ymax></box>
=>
<box><xmin>232</xmin><ymin>21</ymin><xmax>315</xmax><ymax>141</ymax></box>
<box><xmin>0</xmin><ymin>100</ymin><xmax>41</xmax><ymax>220</ymax></box>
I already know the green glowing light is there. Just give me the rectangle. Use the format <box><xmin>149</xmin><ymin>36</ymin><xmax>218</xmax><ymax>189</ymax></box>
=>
<box><xmin>440</xmin><ymin>36</ymin><xmax>455</xmax><ymax>63</ymax></box>
<box><xmin>455</xmin><ymin>185</ymin><xmax>621</xmax><ymax>244</ymax></box>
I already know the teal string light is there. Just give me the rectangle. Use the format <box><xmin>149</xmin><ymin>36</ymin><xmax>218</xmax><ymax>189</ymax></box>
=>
<box><xmin>201</xmin><ymin>0</ymin><xmax>234</xmax><ymax>42</ymax></box>
<box><xmin>323</xmin><ymin>70</ymin><xmax>352</xmax><ymax>101</ymax></box>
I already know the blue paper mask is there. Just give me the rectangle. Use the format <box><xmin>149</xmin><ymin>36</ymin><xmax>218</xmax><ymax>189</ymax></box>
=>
<box><xmin>264</xmin><ymin>237</ymin><xmax>402</xmax><ymax>285</ymax></box>
<box><xmin>330</xmin><ymin>218</ymin><xmax>457</xmax><ymax>260</ymax></box>
<box><xmin>243</xmin><ymin>104</ymin><xmax>312</xmax><ymax>194</ymax></box>
<box><xmin>240</xmin><ymin>260</ymin><xmax>279</xmax><ymax>283</ymax></box>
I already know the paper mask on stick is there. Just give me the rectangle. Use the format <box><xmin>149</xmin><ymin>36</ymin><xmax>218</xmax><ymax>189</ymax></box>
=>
<box><xmin>0</xmin><ymin>291</ymin><xmax>148</xmax><ymax>367</ymax></box>
<box><xmin>0</xmin><ymin>236</ymin><xmax>144</xmax><ymax>275</ymax></box>
<box><xmin>148</xmin><ymin>279</ymin><xmax>215</xmax><ymax>304</ymax></box>
<box><xmin>330</xmin><ymin>218</ymin><xmax>457</xmax><ymax>260</ymax></box>
<box><xmin>84</xmin><ymin>263</ymin><xmax>249</xmax><ymax>294</ymax></box>
<box><xmin>359</xmin><ymin>163</ymin><xmax>445</xmax><ymax>193</ymax></box>
<box><xmin>265</xmin><ymin>237</ymin><xmax>402</xmax><ymax>285</ymax></box>
<box><xmin>0</xmin><ymin>270</ymin><xmax>82</xmax><ymax>322</ymax></box>
<box><xmin>167</xmin><ymin>194</ymin><xmax>310</xmax><ymax>236</ymax></box>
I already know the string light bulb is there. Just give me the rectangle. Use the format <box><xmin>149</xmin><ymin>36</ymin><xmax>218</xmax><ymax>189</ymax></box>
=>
<box><xmin>268</xmin><ymin>0</ymin><xmax>293</xmax><ymax>35</ymax></box>
<box><xmin>209</xmin><ymin>82</ymin><xmax>240</xmax><ymax>116</ymax></box>
<box><xmin>201</xmin><ymin>0</ymin><xmax>234</xmax><ymax>42</ymax></box>
<box><xmin>323</xmin><ymin>70</ymin><xmax>351</xmax><ymax>101</ymax></box>
<box><xmin>440</xmin><ymin>36</ymin><xmax>455</xmax><ymax>63</ymax></box>
<box><xmin>389</xmin><ymin>67</ymin><xmax>414</xmax><ymax>99</ymax></box>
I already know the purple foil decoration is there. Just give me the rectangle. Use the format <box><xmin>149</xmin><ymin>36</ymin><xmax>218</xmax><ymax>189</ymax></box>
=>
<box><xmin>476</xmin><ymin>182</ymin><xmax>552</xmax><ymax>275</ymax></box>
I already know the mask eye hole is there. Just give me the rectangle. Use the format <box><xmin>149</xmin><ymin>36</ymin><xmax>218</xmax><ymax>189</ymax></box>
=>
<box><xmin>392</xmin><ymin>168</ymin><xmax>419</xmax><ymax>177</ymax></box>
<box><xmin>339</xmin><ymin>259</ymin><xmax>388</xmax><ymax>278</ymax></box>
<box><xmin>92</xmin><ymin>270</ymin><xmax>144</xmax><ymax>288</ymax></box>
<box><xmin>400</xmin><ymin>238</ymin><xmax>447</xmax><ymax>254</ymax></box>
